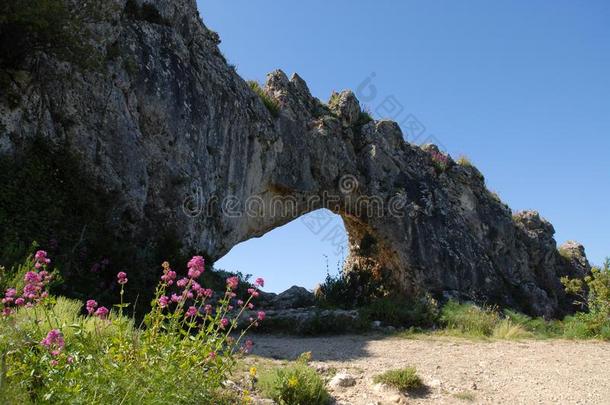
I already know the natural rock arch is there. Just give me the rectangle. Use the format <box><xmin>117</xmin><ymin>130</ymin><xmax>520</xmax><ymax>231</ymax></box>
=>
<box><xmin>0</xmin><ymin>0</ymin><xmax>588</xmax><ymax>317</ymax></box>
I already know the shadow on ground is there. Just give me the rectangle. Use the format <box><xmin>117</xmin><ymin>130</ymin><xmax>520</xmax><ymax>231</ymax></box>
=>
<box><xmin>250</xmin><ymin>333</ymin><xmax>391</xmax><ymax>362</ymax></box>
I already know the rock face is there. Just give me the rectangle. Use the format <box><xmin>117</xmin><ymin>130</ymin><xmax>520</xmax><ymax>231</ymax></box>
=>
<box><xmin>0</xmin><ymin>0</ymin><xmax>589</xmax><ymax>317</ymax></box>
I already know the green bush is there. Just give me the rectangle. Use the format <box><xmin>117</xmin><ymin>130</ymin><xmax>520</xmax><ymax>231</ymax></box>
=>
<box><xmin>561</xmin><ymin>258</ymin><xmax>610</xmax><ymax>339</ymax></box>
<box><xmin>248</xmin><ymin>80</ymin><xmax>280</xmax><ymax>117</ymax></box>
<box><xmin>373</xmin><ymin>367</ymin><xmax>423</xmax><ymax>392</ymax></box>
<box><xmin>439</xmin><ymin>300</ymin><xmax>500</xmax><ymax>337</ymax></box>
<box><xmin>503</xmin><ymin>309</ymin><xmax>562</xmax><ymax>338</ymax></box>
<box><xmin>360</xmin><ymin>294</ymin><xmax>438</xmax><ymax>328</ymax></box>
<box><xmin>258</xmin><ymin>357</ymin><xmax>330</xmax><ymax>405</ymax></box>
<box><xmin>316</xmin><ymin>257</ymin><xmax>389</xmax><ymax>309</ymax></box>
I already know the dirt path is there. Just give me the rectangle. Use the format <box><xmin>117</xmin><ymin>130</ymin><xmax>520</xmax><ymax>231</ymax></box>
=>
<box><xmin>250</xmin><ymin>334</ymin><xmax>610</xmax><ymax>404</ymax></box>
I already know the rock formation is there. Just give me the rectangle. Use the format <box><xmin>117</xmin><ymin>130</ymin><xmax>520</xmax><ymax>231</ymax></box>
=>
<box><xmin>0</xmin><ymin>0</ymin><xmax>589</xmax><ymax>317</ymax></box>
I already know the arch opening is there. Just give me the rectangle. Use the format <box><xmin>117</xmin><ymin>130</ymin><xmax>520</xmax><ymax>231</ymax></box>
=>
<box><xmin>213</xmin><ymin>209</ymin><xmax>348</xmax><ymax>294</ymax></box>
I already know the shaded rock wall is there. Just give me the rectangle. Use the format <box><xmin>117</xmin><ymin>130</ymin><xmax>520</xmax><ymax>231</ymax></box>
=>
<box><xmin>0</xmin><ymin>0</ymin><xmax>589</xmax><ymax>316</ymax></box>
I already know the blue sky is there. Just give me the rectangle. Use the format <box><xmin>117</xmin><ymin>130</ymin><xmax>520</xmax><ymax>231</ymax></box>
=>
<box><xmin>197</xmin><ymin>0</ymin><xmax>610</xmax><ymax>293</ymax></box>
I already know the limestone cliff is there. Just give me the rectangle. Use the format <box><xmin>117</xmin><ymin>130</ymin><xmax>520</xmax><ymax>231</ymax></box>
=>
<box><xmin>0</xmin><ymin>0</ymin><xmax>589</xmax><ymax>317</ymax></box>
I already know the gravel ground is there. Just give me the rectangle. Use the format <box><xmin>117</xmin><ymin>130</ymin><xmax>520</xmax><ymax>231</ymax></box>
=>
<box><xmin>251</xmin><ymin>334</ymin><xmax>610</xmax><ymax>404</ymax></box>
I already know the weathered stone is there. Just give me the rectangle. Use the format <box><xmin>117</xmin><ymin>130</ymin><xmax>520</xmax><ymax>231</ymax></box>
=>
<box><xmin>329</xmin><ymin>372</ymin><xmax>357</xmax><ymax>388</ymax></box>
<box><xmin>272</xmin><ymin>286</ymin><xmax>315</xmax><ymax>309</ymax></box>
<box><xmin>239</xmin><ymin>307</ymin><xmax>361</xmax><ymax>334</ymax></box>
<box><xmin>0</xmin><ymin>0</ymin><xmax>590</xmax><ymax>317</ymax></box>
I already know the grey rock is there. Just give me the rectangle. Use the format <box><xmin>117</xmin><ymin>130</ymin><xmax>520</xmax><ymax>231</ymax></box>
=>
<box><xmin>0</xmin><ymin>0</ymin><xmax>590</xmax><ymax>318</ymax></box>
<box><xmin>240</xmin><ymin>307</ymin><xmax>361</xmax><ymax>334</ymax></box>
<box><xmin>329</xmin><ymin>372</ymin><xmax>357</xmax><ymax>388</ymax></box>
<box><xmin>272</xmin><ymin>286</ymin><xmax>315</xmax><ymax>309</ymax></box>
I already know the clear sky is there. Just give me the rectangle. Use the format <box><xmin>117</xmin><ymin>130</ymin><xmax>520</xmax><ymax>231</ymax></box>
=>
<box><xmin>197</xmin><ymin>0</ymin><xmax>610</xmax><ymax>293</ymax></box>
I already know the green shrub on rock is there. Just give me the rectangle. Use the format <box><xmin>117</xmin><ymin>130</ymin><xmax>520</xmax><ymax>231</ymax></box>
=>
<box><xmin>247</xmin><ymin>80</ymin><xmax>280</xmax><ymax>117</ymax></box>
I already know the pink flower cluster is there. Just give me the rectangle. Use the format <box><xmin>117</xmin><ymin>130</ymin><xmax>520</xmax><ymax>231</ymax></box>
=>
<box><xmin>161</xmin><ymin>261</ymin><xmax>177</xmax><ymax>285</ymax></box>
<box><xmin>429</xmin><ymin>150</ymin><xmax>450</xmax><ymax>171</ymax></box>
<box><xmin>34</xmin><ymin>250</ymin><xmax>51</xmax><ymax>268</ymax></box>
<box><xmin>1</xmin><ymin>250</ymin><xmax>53</xmax><ymax>316</ymax></box>
<box><xmin>226</xmin><ymin>276</ymin><xmax>239</xmax><ymax>291</ymax></box>
<box><xmin>84</xmin><ymin>299</ymin><xmax>109</xmax><ymax>319</ymax></box>
<box><xmin>187</xmin><ymin>256</ymin><xmax>205</xmax><ymax>279</ymax></box>
<box><xmin>41</xmin><ymin>329</ymin><xmax>65</xmax><ymax>357</ymax></box>
<box><xmin>117</xmin><ymin>272</ymin><xmax>128</xmax><ymax>285</ymax></box>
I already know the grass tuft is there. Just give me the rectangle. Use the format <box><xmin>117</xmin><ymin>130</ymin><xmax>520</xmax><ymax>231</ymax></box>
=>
<box><xmin>373</xmin><ymin>367</ymin><xmax>423</xmax><ymax>392</ymax></box>
<box><xmin>453</xmin><ymin>391</ymin><xmax>476</xmax><ymax>401</ymax></box>
<box><xmin>440</xmin><ymin>300</ymin><xmax>500</xmax><ymax>337</ymax></box>
<box><xmin>491</xmin><ymin>319</ymin><xmax>533</xmax><ymax>340</ymax></box>
<box><xmin>248</xmin><ymin>80</ymin><xmax>280</xmax><ymax>117</ymax></box>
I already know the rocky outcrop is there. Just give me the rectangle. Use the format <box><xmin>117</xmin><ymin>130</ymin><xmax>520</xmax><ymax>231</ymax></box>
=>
<box><xmin>0</xmin><ymin>0</ymin><xmax>589</xmax><ymax>317</ymax></box>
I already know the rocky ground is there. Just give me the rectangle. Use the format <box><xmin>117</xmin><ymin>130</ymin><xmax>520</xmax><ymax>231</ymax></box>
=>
<box><xmin>249</xmin><ymin>334</ymin><xmax>610</xmax><ymax>404</ymax></box>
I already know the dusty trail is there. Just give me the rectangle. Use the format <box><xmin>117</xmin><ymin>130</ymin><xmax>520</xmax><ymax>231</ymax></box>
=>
<box><xmin>251</xmin><ymin>334</ymin><xmax>610</xmax><ymax>404</ymax></box>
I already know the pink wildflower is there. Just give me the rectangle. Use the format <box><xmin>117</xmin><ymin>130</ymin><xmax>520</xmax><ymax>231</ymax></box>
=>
<box><xmin>67</xmin><ymin>356</ymin><xmax>74</xmax><ymax>364</ymax></box>
<box><xmin>85</xmin><ymin>299</ymin><xmax>98</xmax><ymax>315</ymax></box>
<box><xmin>257</xmin><ymin>311</ymin><xmax>266</xmax><ymax>321</ymax></box>
<box><xmin>247</xmin><ymin>303</ymin><xmax>254</xmax><ymax>310</ymax></box>
<box><xmin>2</xmin><ymin>308</ymin><xmax>12</xmax><ymax>317</ymax></box>
<box><xmin>171</xmin><ymin>293</ymin><xmax>182</xmax><ymax>303</ymax></box>
<box><xmin>247</xmin><ymin>288</ymin><xmax>259</xmax><ymax>298</ymax></box>
<box><xmin>220</xmin><ymin>318</ymin><xmax>229</xmax><ymax>329</ymax></box>
<box><xmin>158</xmin><ymin>296</ymin><xmax>170</xmax><ymax>308</ymax></box>
<box><xmin>161</xmin><ymin>269</ymin><xmax>177</xmax><ymax>285</ymax></box>
<box><xmin>187</xmin><ymin>256</ymin><xmax>205</xmax><ymax>279</ymax></box>
<box><xmin>5</xmin><ymin>288</ymin><xmax>16</xmax><ymax>298</ymax></box>
<box><xmin>117</xmin><ymin>272</ymin><xmax>128</xmax><ymax>285</ymax></box>
<box><xmin>204</xmin><ymin>304</ymin><xmax>213</xmax><ymax>315</ymax></box>
<box><xmin>237</xmin><ymin>299</ymin><xmax>244</xmax><ymax>306</ymax></box>
<box><xmin>41</xmin><ymin>329</ymin><xmax>65</xmax><ymax>352</ymax></box>
<box><xmin>24</xmin><ymin>271</ymin><xmax>41</xmax><ymax>284</ymax></box>
<box><xmin>255</xmin><ymin>277</ymin><xmax>265</xmax><ymax>287</ymax></box>
<box><xmin>177</xmin><ymin>277</ymin><xmax>189</xmax><ymax>288</ymax></box>
<box><xmin>34</xmin><ymin>250</ymin><xmax>48</xmax><ymax>262</ymax></box>
<box><xmin>15</xmin><ymin>297</ymin><xmax>25</xmax><ymax>306</ymax></box>
<box><xmin>34</xmin><ymin>250</ymin><xmax>51</xmax><ymax>266</ymax></box>
<box><xmin>94</xmin><ymin>306</ymin><xmax>109</xmax><ymax>319</ymax></box>
<box><xmin>50</xmin><ymin>359</ymin><xmax>59</xmax><ymax>367</ymax></box>
<box><xmin>185</xmin><ymin>306</ymin><xmax>198</xmax><ymax>318</ymax></box>
<box><xmin>226</xmin><ymin>276</ymin><xmax>239</xmax><ymax>291</ymax></box>
<box><xmin>243</xmin><ymin>339</ymin><xmax>254</xmax><ymax>353</ymax></box>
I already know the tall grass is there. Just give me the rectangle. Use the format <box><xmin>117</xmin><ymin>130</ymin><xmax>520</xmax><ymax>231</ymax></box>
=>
<box><xmin>248</xmin><ymin>81</ymin><xmax>280</xmax><ymax>117</ymax></box>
